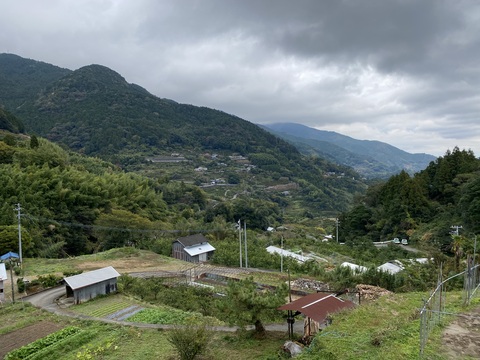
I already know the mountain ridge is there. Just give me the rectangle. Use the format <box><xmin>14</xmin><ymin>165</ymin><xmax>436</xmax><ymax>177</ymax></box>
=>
<box><xmin>262</xmin><ymin>122</ymin><xmax>436</xmax><ymax>178</ymax></box>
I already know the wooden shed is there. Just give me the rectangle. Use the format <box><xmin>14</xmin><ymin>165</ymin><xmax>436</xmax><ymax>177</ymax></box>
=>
<box><xmin>278</xmin><ymin>292</ymin><xmax>356</xmax><ymax>337</ymax></box>
<box><xmin>63</xmin><ymin>266</ymin><xmax>120</xmax><ymax>304</ymax></box>
<box><xmin>172</xmin><ymin>234</ymin><xmax>215</xmax><ymax>263</ymax></box>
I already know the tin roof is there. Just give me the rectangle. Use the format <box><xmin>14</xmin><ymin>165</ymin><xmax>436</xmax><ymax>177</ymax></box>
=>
<box><xmin>176</xmin><ymin>234</ymin><xmax>209</xmax><ymax>247</ymax></box>
<box><xmin>184</xmin><ymin>243</ymin><xmax>216</xmax><ymax>257</ymax></box>
<box><xmin>377</xmin><ymin>261</ymin><xmax>404</xmax><ymax>274</ymax></box>
<box><xmin>63</xmin><ymin>266</ymin><xmax>120</xmax><ymax>290</ymax></box>
<box><xmin>278</xmin><ymin>292</ymin><xmax>355</xmax><ymax>323</ymax></box>
<box><xmin>266</xmin><ymin>246</ymin><xmax>308</xmax><ymax>263</ymax></box>
<box><xmin>341</xmin><ymin>261</ymin><xmax>367</xmax><ymax>273</ymax></box>
<box><xmin>0</xmin><ymin>263</ymin><xmax>7</xmax><ymax>280</ymax></box>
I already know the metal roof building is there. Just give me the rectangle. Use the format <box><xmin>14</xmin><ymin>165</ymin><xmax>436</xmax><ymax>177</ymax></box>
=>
<box><xmin>278</xmin><ymin>292</ymin><xmax>356</xmax><ymax>337</ymax></box>
<box><xmin>63</xmin><ymin>266</ymin><xmax>120</xmax><ymax>304</ymax></box>
<box><xmin>172</xmin><ymin>234</ymin><xmax>215</xmax><ymax>263</ymax></box>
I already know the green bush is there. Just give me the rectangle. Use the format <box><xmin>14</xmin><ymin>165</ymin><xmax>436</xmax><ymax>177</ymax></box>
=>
<box><xmin>167</xmin><ymin>324</ymin><xmax>211</xmax><ymax>360</ymax></box>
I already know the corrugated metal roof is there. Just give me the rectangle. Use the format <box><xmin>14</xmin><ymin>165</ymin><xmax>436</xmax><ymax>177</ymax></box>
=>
<box><xmin>0</xmin><ymin>263</ymin><xmax>7</xmax><ymax>280</ymax></box>
<box><xmin>377</xmin><ymin>262</ymin><xmax>404</xmax><ymax>274</ymax></box>
<box><xmin>184</xmin><ymin>243</ymin><xmax>216</xmax><ymax>257</ymax></box>
<box><xmin>176</xmin><ymin>234</ymin><xmax>209</xmax><ymax>247</ymax></box>
<box><xmin>341</xmin><ymin>262</ymin><xmax>367</xmax><ymax>273</ymax></box>
<box><xmin>64</xmin><ymin>266</ymin><xmax>120</xmax><ymax>290</ymax></box>
<box><xmin>278</xmin><ymin>292</ymin><xmax>355</xmax><ymax>323</ymax></box>
<box><xmin>266</xmin><ymin>246</ymin><xmax>308</xmax><ymax>263</ymax></box>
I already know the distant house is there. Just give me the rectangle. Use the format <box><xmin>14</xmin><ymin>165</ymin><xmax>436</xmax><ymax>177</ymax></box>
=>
<box><xmin>0</xmin><ymin>263</ymin><xmax>6</xmax><ymax>302</ymax></box>
<box><xmin>172</xmin><ymin>234</ymin><xmax>215</xmax><ymax>263</ymax></box>
<box><xmin>63</xmin><ymin>266</ymin><xmax>120</xmax><ymax>304</ymax></box>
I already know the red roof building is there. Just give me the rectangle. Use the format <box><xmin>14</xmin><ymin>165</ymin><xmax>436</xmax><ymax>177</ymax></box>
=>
<box><xmin>278</xmin><ymin>292</ymin><xmax>356</xmax><ymax>337</ymax></box>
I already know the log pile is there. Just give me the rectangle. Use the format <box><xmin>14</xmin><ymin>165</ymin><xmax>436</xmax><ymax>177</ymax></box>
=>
<box><xmin>355</xmin><ymin>284</ymin><xmax>392</xmax><ymax>301</ymax></box>
<box><xmin>291</xmin><ymin>278</ymin><xmax>330</xmax><ymax>292</ymax></box>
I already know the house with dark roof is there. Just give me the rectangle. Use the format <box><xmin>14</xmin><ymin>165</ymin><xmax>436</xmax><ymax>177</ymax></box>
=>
<box><xmin>172</xmin><ymin>234</ymin><xmax>215</xmax><ymax>263</ymax></box>
<box><xmin>63</xmin><ymin>266</ymin><xmax>120</xmax><ymax>304</ymax></box>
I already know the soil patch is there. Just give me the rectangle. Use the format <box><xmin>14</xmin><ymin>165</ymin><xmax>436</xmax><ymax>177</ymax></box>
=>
<box><xmin>442</xmin><ymin>306</ymin><xmax>480</xmax><ymax>359</ymax></box>
<box><xmin>0</xmin><ymin>321</ymin><xmax>64</xmax><ymax>358</ymax></box>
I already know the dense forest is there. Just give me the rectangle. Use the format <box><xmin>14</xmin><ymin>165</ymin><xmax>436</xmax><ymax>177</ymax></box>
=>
<box><xmin>339</xmin><ymin>147</ymin><xmax>480</xmax><ymax>269</ymax></box>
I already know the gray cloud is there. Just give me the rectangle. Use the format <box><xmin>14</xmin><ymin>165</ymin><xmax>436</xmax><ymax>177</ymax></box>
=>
<box><xmin>1</xmin><ymin>0</ymin><xmax>480</xmax><ymax>156</ymax></box>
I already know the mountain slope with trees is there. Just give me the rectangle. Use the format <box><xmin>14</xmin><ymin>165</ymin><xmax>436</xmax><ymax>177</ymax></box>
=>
<box><xmin>339</xmin><ymin>147</ymin><xmax>480</xmax><ymax>272</ymax></box>
<box><xmin>263</xmin><ymin>122</ymin><xmax>436</xmax><ymax>178</ymax></box>
<box><xmin>0</xmin><ymin>54</ymin><xmax>367</xmax><ymax>217</ymax></box>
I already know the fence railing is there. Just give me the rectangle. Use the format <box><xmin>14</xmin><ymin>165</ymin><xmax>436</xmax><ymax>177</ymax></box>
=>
<box><xmin>419</xmin><ymin>261</ymin><xmax>480</xmax><ymax>356</ymax></box>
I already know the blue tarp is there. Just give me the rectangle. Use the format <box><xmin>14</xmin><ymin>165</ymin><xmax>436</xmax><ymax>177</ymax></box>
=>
<box><xmin>0</xmin><ymin>251</ymin><xmax>19</xmax><ymax>260</ymax></box>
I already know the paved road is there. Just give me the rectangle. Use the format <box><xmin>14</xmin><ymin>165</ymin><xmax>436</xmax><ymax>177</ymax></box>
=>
<box><xmin>22</xmin><ymin>286</ymin><xmax>66</xmax><ymax>313</ymax></box>
<box><xmin>21</xmin><ymin>286</ymin><xmax>303</xmax><ymax>334</ymax></box>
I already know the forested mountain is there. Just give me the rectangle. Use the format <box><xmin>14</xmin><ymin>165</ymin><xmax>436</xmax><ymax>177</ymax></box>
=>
<box><xmin>0</xmin><ymin>53</ymin><xmax>71</xmax><ymax>111</ymax></box>
<box><xmin>339</xmin><ymin>147</ymin><xmax>480</xmax><ymax>268</ymax></box>
<box><xmin>0</xmin><ymin>107</ymin><xmax>25</xmax><ymax>133</ymax></box>
<box><xmin>0</xmin><ymin>53</ymin><xmax>367</xmax><ymax>217</ymax></box>
<box><xmin>262</xmin><ymin>123</ymin><xmax>436</xmax><ymax>178</ymax></box>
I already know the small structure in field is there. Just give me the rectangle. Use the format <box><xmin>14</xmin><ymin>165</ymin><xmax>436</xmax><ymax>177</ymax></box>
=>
<box><xmin>63</xmin><ymin>266</ymin><xmax>120</xmax><ymax>304</ymax></box>
<box><xmin>172</xmin><ymin>234</ymin><xmax>215</xmax><ymax>263</ymax></box>
<box><xmin>0</xmin><ymin>263</ymin><xmax>6</xmax><ymax>302</ymax></box>
<box><xmin>278</xmin><ymin>292</ymin><xmax>356</xmax><ymax>338</ymax></box>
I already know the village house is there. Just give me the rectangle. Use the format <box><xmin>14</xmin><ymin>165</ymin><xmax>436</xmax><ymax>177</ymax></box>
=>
<box><xmin>172</xmin><ymin>234</ymin><xmax>215</xmax><ymax>263</ymax></box>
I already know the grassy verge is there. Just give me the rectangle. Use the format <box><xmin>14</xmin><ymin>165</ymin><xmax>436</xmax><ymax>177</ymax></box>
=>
<box><xmin>295</xmin><ymin>290</ymin><xmax>477</xmax><ymax>360</ymax></box>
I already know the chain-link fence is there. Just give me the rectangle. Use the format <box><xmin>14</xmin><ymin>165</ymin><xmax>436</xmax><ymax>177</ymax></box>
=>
<box><xmin>419</xmin><ymin>261</ymin><xmax>480</xmax><ymax>356</ymax></box>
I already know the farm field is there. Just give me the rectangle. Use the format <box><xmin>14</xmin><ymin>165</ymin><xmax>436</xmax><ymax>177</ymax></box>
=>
<box><xmin>2</xmin><ymin>248</ymin><xmax>480</xmax><ymax>359</ymax></box>
<box><xmin>0</xmin><ymin>301</ymin><xmax>289</xmax><ymax>360</ymax></box>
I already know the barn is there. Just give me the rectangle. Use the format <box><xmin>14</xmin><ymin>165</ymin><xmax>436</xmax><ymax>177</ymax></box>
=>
<box><xmin>63</xmin><ymin>266</ymin><xmax>120</xmax><ymax>304</ymax></box>
<box><xmin>172</xmin><ymin>234</ymin><xmax>215</xmax><ymax>263</ymax></box>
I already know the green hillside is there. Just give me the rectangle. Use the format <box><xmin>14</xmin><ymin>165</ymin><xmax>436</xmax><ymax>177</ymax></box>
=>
<box><xmin>0</xmin><ymin>54</ymin><xmax>367</xmax><ymax>217</ymax></box>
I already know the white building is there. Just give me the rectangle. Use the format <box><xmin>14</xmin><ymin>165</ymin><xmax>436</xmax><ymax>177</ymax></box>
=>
<box><xmin>0</xmin><ymin>263</ymin><xmax>7</xmax><ymax>302</ymax></box>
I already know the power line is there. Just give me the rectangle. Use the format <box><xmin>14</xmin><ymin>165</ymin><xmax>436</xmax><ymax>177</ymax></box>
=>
<box><xmin>23</xmin><ymin>214</ymin><xmax>231</xmax><ymax>235</ymax></box>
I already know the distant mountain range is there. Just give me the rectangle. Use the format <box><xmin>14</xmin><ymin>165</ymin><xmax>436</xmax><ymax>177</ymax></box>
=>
<box><xmin>262</xmin><ymin>123</ymin><xmax>436</xmax><ymax>178</ymax></box>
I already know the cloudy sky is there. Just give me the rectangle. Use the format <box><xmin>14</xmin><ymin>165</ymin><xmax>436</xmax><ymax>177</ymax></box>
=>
<box><xmin>2</xmin><ymin>0</ymin><xmax>480</xmax><ymax>157</ymax></box>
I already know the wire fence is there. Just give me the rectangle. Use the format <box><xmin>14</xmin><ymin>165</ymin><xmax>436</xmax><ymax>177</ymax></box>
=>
<box><xmin>419</xmin><ymin>260</ymin><xmax>480</xmax><ymax>356</ymax></box>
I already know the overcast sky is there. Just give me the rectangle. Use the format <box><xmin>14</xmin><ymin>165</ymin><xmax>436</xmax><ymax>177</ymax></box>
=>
<box><xmin>2</xmin><ymin>0</ymin><xmax>480</xmax><ymax>157</ymax></box>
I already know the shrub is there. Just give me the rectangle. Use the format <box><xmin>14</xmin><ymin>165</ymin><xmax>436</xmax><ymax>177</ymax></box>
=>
<box><xmin>166</xmin><ymin>324</ymin><xmax>211</xmax><ymax>360</ymax></box>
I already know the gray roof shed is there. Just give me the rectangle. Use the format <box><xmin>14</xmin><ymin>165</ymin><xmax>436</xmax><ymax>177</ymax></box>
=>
<box><xmin>64</xmin><ymin>266</ymin><xmax>120</xmax><ymax>290</ymax></box>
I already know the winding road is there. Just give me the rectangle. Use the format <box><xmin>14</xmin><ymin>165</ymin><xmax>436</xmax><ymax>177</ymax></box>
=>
<box><xmin>22</xmin><ymin>286</ymin><xmax>303</xmax><ymax>333</ymax></box>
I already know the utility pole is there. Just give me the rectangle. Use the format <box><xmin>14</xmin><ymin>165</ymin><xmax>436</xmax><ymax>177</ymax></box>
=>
<box><xmin>15</xmin><ymin>203</ymin><xmax>22</xmax><ymax>266</ymax></box>
<box><xmin>280</xmin><ymin>236</ymin><xmax>284</xmax><ymax>273</ymax></box>
<box><xmin>336</xmin><ymin>218</ymin><xmax>340</xmax><ymax>243</ymax></box>
<box><xmin>238</xmin><ymin>220</ymin><xmax>242</xmax><ymax>268</ymax></box>
<box><xmin>244</xmin><ymin>220</ymin><xmax>248</xmax><ymax>268</ymax></box>
<box><xmin>451</xmin><ymin>225</ymin><xmax>463</xmax><ymax>236</ymax></box>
